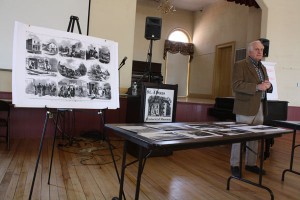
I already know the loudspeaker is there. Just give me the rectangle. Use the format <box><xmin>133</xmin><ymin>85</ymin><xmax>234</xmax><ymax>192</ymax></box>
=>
<box><xmin>144</xmin><ymin>17</ymin><xmax>162</xmax><ymax>40</ymax></box>
<box><xmin>259</xmin><ymin>38</ymin><xmax>270</xmax><ymax>57</ymax></box>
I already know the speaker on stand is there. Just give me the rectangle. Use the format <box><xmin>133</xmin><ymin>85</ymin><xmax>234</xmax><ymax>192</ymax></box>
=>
<box><xmin>144</xmin><ymin>17</ymin><xmax>162</xmax><ymax>82</ymax></box>
<box><xmin>145</xmin><ymin>17</ymin><xmax>162</xmax><ymax>40</ymax></box>
<box><xmin>259</xmin><ymin>38</ymin><xmax>270</xmax><ymax>57</ymax></box>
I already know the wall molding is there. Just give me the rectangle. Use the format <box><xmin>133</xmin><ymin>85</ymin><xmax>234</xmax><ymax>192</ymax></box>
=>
<box><xmin>0</xmin><ymin>91</ymin><xmax>12</xmax><ymax>99</ymax></box>
<box><xmin>0</xmin><ymin>68</ymin><xmax>12</xmax><ymax>72</ymax></box>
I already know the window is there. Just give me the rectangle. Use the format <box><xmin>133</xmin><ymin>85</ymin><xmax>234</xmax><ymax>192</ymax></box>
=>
<box><xmin>165</xmin><ymin>29</ymin><xmax>191</xmax><ymax>97</ymax></box>
<box><xmin>168</xmin><ymin>29</ymin><xmax>190</xmax><ymax>43</ymax></box>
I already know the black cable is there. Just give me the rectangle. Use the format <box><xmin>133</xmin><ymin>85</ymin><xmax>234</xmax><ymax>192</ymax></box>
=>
<box><xmin>79</xmin><ymin>153</ymin><xmax>121</xmax><ymax>166</ymax></box>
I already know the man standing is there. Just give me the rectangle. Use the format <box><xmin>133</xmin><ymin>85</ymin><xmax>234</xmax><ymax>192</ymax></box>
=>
<box><xmin>230</xmin><ymin>40</ymin><xmax>273</xmax><ymax>177</ymax></box>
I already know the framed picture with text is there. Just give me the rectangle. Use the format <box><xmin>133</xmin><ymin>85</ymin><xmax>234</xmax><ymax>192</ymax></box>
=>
<box><xmin>141</xmin><ymin>82</ymin><xmax>178</xmax><ymax>122</ymax></box>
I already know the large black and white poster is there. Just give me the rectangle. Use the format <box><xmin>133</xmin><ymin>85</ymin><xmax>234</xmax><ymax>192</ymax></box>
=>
<box><xmin>12</xmin><ymin>22</ymin><xmax>119</xmax><ymax>109</ymax></box>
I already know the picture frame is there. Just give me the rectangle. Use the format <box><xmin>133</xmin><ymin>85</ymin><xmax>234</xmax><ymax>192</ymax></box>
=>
<box><xmin>141</xmin><ymin>82</ymin><xmax>178</xmax><ymax>122</ymax></box>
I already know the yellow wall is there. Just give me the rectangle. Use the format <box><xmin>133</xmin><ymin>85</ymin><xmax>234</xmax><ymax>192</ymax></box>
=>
<box><xmin>88</xmin><ymin>0</ymin><xmax>137</xmax><ymax>94</ymax></box>
<box><xmin>0</xmin><ymin>70</ymin><xmax>12</xmax><ymax>92</ymax></box>
<box><xmin>1</xmin><ymin>0</ymin><xmax>300</xmax><ymax>107</ymax></box>
<box><xmin>190</xmin><ymin>1</ymin><xmax>261</xmax><ymax>97</ymax></box>
<box><xmin>134</xmin><ymin>1</ymin><xmax>194</xmax><ymax>79</ymax></box>
<box><xmin>258</xmin><ymin>0</ymin><xmax>300</xmax><ymax>106</ymax></box>
<box><xmin>0</xmin><ymin>0</ymin><xmax>137</xmax><ymax>95</ymax></box>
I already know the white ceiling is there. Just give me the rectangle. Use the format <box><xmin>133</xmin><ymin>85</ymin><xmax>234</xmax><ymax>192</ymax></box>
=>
<box><xmin>171</xmin><ymin>0</ymin><xmax>221</xmax><ymax>11</ymax></box>
<box><xmin>138</xmin><ymin>0</ymin><xmax>222</xmax><ymax>12</ymax></box>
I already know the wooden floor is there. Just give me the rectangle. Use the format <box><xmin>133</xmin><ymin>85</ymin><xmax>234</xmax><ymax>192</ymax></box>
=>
<box><xmin>0</xmin><ymin>133</ymin><xmax>300</xmax><ymax>200</ymax></box>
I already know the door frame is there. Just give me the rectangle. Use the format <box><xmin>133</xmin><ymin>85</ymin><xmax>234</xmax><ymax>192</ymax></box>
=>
<box><xmin>212</xmin><ymin>41</ymin><xmax>235</xmax><ymax>98</ymax></box>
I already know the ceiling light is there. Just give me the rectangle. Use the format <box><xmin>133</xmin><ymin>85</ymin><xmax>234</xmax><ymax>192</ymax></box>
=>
<box><xmin>157</xmin><ymin>0</ymin><xmax>176</xmax><ymax>14</ymax></box>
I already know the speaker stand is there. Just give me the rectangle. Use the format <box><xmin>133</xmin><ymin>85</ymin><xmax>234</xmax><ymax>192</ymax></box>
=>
<box><xmin>134</xmin><ymin>39</ymin><xmax>155</xmax><ymax>85</ymax></box>
<box><xmin>147</xmin><ymin>39</ymin><xmax>154</xmax><ymax>82</ymax></box>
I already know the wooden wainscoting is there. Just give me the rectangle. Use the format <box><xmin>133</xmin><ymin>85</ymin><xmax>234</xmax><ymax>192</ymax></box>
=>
<box><xmin>1</xmin><ymin>91</ymin><xmax>300</xmax><ymax>139</ymax></box>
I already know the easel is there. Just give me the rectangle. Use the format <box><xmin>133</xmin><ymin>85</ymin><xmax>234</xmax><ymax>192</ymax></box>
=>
<box><xmin>29</xmin><ymin>108</ymin><xmax>108</xmax><ymax>199</ymax></box>
<box><xmin>28</xmin><ymin>16</ymin><xmax>106</xmax><ymax>199</ymax></box>
<box><xmin>28</xmin><ymin>15</ymin><xmax>81</xmax><ymax>198</ymax></box>
<box><xmin>29</xmin><ymin>14</ymin><xmax>123</xmax><ymax>199</ymax></box>
<box><xmin>67</xmin><ymin>15</ymin><xmax>82</xmax><ymax>34</ymax></box>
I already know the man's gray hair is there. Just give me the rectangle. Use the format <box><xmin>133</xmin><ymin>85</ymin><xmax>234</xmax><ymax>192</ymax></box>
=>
<box><xmin>247</xmin><ymin>40</ymin><xmax>263</xmax><ymax>53</ymax></box>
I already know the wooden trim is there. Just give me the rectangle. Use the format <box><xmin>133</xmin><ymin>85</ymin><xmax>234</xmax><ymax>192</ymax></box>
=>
<box><xmin>0</xmin><ymin>68</ymin><xmax>12</xmax><ymax>72</ymax></box>
<box><xmin>119</xmin><ymin>87</ymin><xmax>128</xmax><ymax>95</ymax></box>
<box><xmin>0</xmin><ymin>91</ymin><xmax>12</xmax><ymax>100</ymax></box>
<box><xmin>188</xmin><ymin>93</ymin><xmax>214</xmax><ymax>99</ymax></box>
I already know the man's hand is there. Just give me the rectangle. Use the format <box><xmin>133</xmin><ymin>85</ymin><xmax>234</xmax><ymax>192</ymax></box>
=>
<box><xmin>257</xmin><ymin>80</ymin><xmax>271</xmax><ymax>91</ymax></box>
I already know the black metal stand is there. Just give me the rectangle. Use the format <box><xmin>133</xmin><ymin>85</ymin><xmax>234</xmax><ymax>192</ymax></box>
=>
<box><xmin>126</xmin><ymin>40</ymin><xmax>154</xmax><ymax>96</ymax></box>
<box><xmin>29</xmin><ymin>16</ymin><xmax>83</xmax><ymax>199</ymax></box>
<box><xmin>281</xmin><ymin>129</ymin><xmax>300</xmax><ymax>181</ymax></box>
<box><xmin>269</xmin><ymin>120</ymin><xmax>300</xmax><ymax>181</ymax></box>
<box><xmin>87</xmin><ymin>0</ymin><xmax>91</xmax><ymax>35</ymax></box>
<box><xmin>264</xmin><ymin>138</ymin><xmax>274</xmax><ymax>159</ymax></box>
<box><xmin>147</xmin><ymin>39</ymin><xmax>154</xmax><ymax>82</ymax></box>
<box><xmin>29</xmin><ymin>109</ymin><xmax>73</xmax><ymax>199</ymax></box>
<box><xmin>29</xmin><ymin>110</ymin><xmax>51</xmax><ymax>199</ymax></box>
<box><xmin>61</xmin><ymin>109</ymin><xmax>75</xmax><ymax>144</ymax></box>
<box><xmin>48</xmin><ymin>109</ymin><xmax>75</xmax><ymax>184</ymax></box>
<box><xmin>48</xmin><ymin>110</ymin><xmax>63</xmax><ymax>184</ymax></box>
<box><xmin>111</xmin><ymin>140</ymin><xmax>151</xmax><ymax>200</ymax></box>
<box><xmin>101</xmin><ymin>108</ymin><xmax>128</xmax><ymax>200</ymax></box>
<box><xmin>227</xmin><ymin>139</ymin><xmax>274</xmax><ymax>200</ymax></box>
<box><xmin>134</xmin><ymin>39</ymin><xmax>155</xmax><ymax>85</ymax></box>
<box><xmin>67</xmin><ymin>16</ymin><xmax>82</xmax><ymax>34</ymax></box>
<box><xmin>29</xmin><ymin>108</ymin><xmax>109</xmax><ymax>199</ymax></box>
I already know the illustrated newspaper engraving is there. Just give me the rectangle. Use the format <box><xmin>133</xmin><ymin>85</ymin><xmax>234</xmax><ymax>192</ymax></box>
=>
<box><xmin>12</xmin><ymin>22</ymin><xmax>119</xmax><ymax>109</ymax></box>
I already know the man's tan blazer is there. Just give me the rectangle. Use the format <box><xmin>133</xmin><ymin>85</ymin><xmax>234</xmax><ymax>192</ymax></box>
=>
<box><xmin>232</xmin><ymin>57</ymin><xmax>273</xmax><ymax>116</ymax></box>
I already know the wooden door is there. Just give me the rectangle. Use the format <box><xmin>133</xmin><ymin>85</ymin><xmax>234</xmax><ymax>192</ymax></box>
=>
<box><xmin>213</xmin><ymin>42</ymin><xmax>235</xmax><ymax>98</ymax></box>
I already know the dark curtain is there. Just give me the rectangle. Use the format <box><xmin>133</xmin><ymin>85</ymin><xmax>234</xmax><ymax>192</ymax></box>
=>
<box><xmin>226</xmin><ymin>0</ymin><xmax>260</xmax><ymax>8</ymax></box>
<box><xmin>163</xmin><ymin>40</ymin><xmax>194</xmax><ymax>62</ymax></box>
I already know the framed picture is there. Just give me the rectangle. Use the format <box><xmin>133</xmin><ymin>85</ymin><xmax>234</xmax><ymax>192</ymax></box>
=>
<box><xmin>141</xmin><ymin>82</ymin><xmax>178</xmax><ymax>122</ymax></box>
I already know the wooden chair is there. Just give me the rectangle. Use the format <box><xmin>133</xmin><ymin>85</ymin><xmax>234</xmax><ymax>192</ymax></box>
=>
<box><xmin>0</xmin><ymin>100</ymin><xmax>10</xmax><ymax>150</ymax></box>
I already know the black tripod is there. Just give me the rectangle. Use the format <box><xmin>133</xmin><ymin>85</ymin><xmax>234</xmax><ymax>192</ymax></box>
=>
<box><xmin>67</xmin><ymin>15</ymin><xmax>82</xmax><ymax>34</ymax></box>
<box><xmin>135</xmin><ymin>39</ymin><xmax>155</xmax><ymax>85</ymax></box>
<box><xmin>29</xmin><ymin>15</ymin><xmax>117</xmax><ymax>200</ymax></box>
<box><xmin>29</xmin><ymin>16</ymin><xmax>83</xmax><ymax>199</ymax></box>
